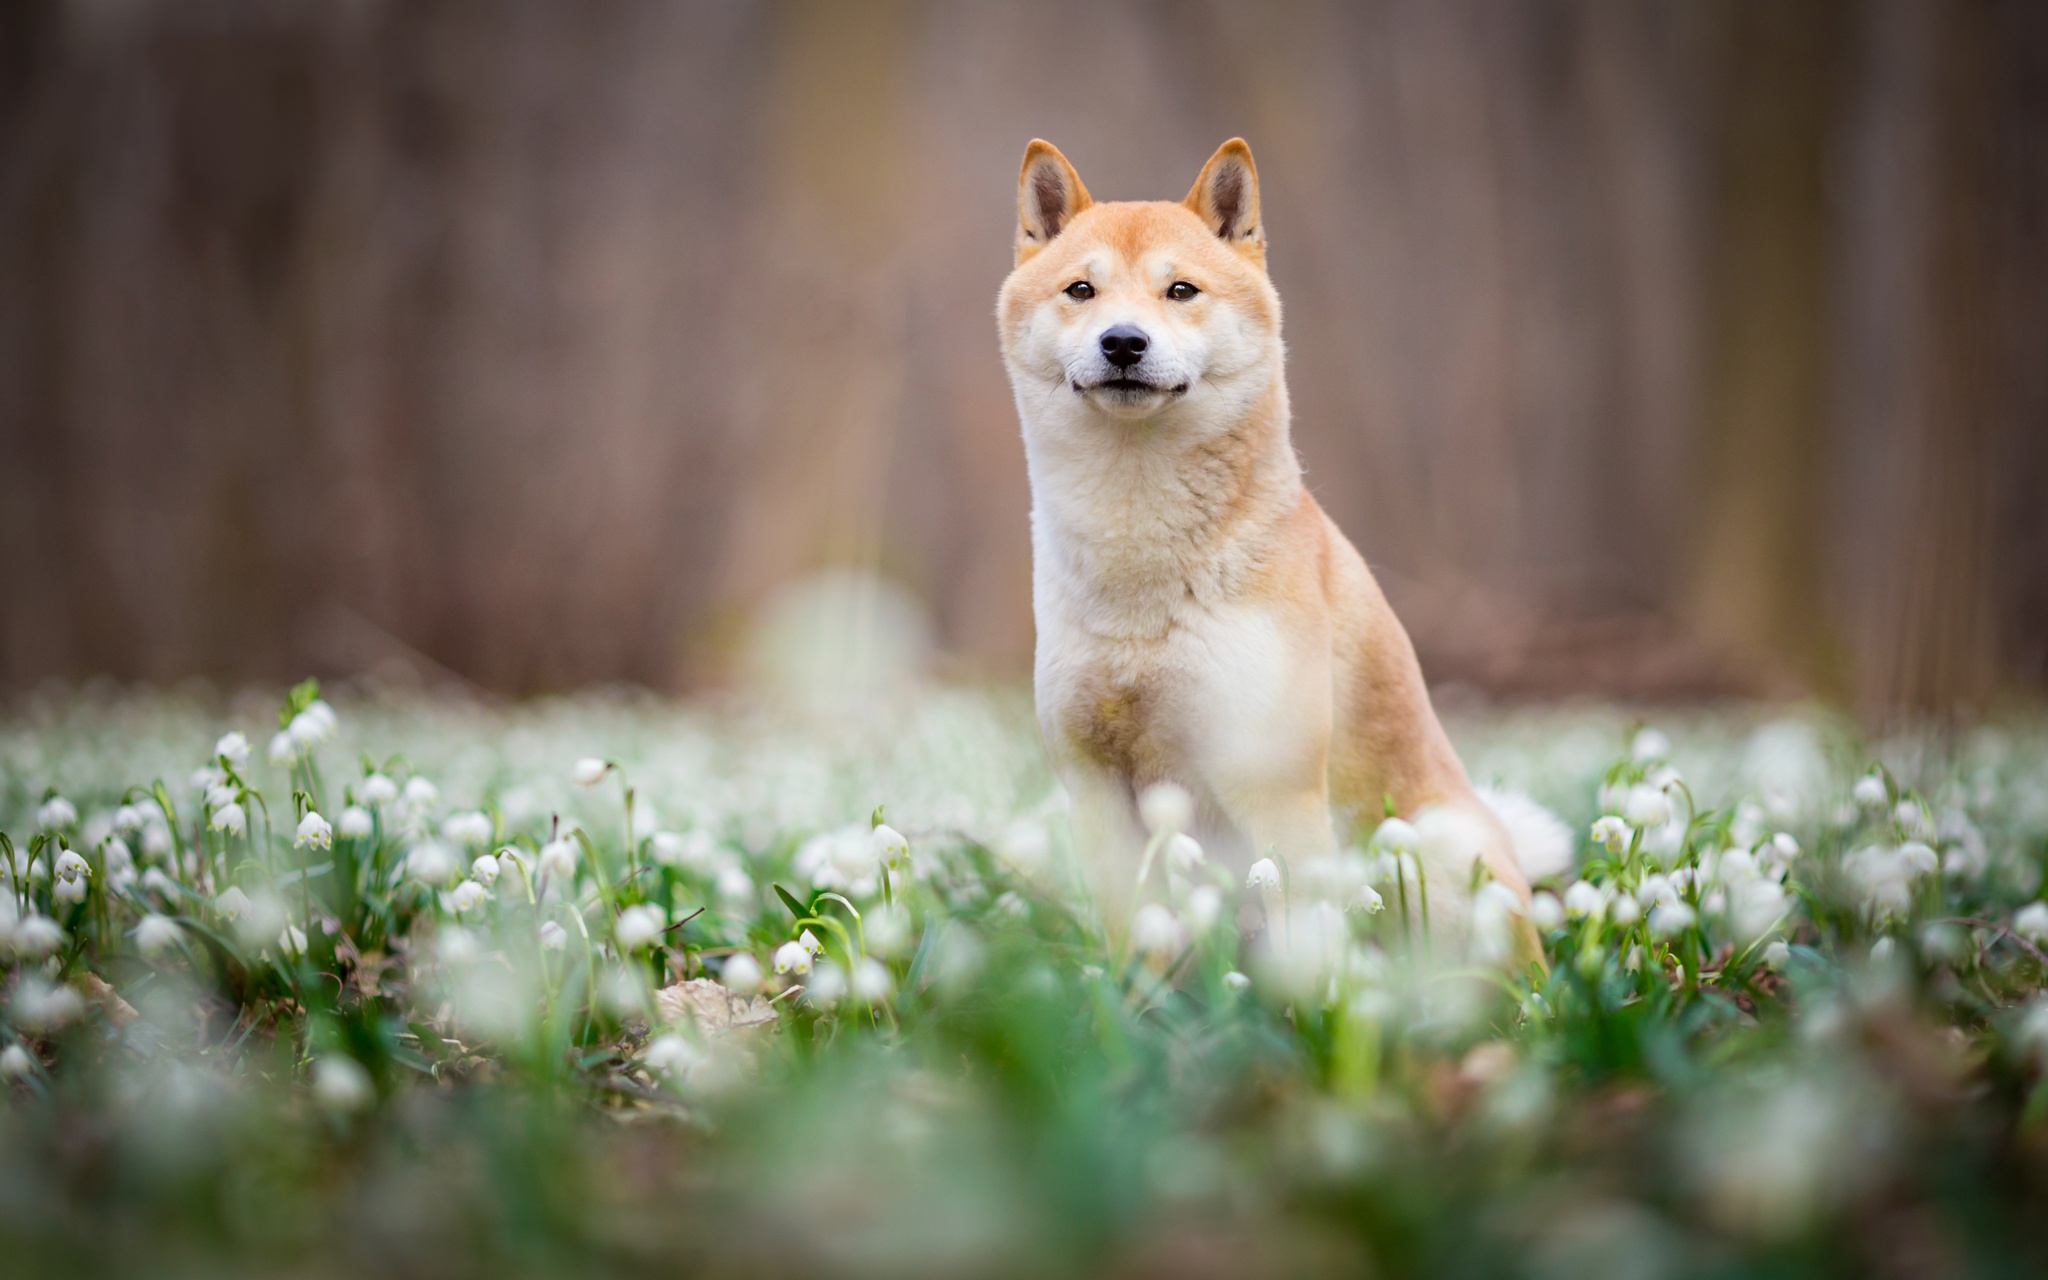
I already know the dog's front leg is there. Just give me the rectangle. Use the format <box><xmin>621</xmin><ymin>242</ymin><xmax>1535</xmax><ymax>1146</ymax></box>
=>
<box><xmin>1053</xmin><ymin>759</ymin><xmax>1149</xmax><ymax>936</ymax></box>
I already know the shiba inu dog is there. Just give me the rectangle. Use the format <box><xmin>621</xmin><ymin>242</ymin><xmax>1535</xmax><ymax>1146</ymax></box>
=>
<box><xmin>996</xmin><ymin>139</ymin><xmax>1564</xmax><ymax>954</ymax></box>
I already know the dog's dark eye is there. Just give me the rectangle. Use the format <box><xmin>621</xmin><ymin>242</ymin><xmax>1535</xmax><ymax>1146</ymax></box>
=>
<box><xmin>1167</xmin><ymin>281</ymin><xmax>1200</xmax><ymax>301</ymax></box>
<box><xmin>1064</xmin><ymin>281</ymin><xmax>1095</xmax><ymax>300</ymax></box>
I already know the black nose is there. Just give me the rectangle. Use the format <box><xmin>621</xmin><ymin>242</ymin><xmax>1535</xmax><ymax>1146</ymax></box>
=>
<box><xmin>1099</xmin><ymin>324</ymin><xmax>1149</xmax><ymax>369</ymax></box>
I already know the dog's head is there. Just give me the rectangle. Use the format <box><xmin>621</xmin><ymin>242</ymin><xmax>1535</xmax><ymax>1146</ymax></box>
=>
<box><xmin>997</xmin><ymin>139</ymin><xmax>1281</xmax><ymax>429</ymax></box>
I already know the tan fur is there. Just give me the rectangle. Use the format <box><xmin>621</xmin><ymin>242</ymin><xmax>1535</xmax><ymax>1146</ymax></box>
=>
<box><xmin>997</xmin><ymin>140</ymin><xmax>1533</xmax><ymax>952</ymax></box>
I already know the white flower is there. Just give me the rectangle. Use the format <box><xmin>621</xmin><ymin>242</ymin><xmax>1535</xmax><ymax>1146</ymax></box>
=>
<box><xmin>205</xmin><ymin>784</ymin><xmax>237</xmax><ymax>811</ymax></box>
<box><xmin>851</xmin><ymin>957</ymin><xmax>893</xmax><ymax>1003</ymax></box>
<box><xmin>470</xmin><ymin>853</ymin><xmax>500</xmax><ymax>887</ymax></box>
<box><xmin>1470</xmin><ymin>881</ymin><xmax>1526</xmax><ymax>963</ymax></box>
<box><xmin>113</xmin><ymin>805</ymin><xmax>144</xmax><ymax>833</ymax></box>
<box><xmin>1609</xmin><ymin>895</ymin><xmax>1642</xmax><ymax>927</ymax></box>
<box><xmin>539</xmin><ymin>920</ymin><xmax>567</xmax><ymax>951</ymax></box>
<box><xmin>1637</xmin><ymin>874</ymin><xmax>1677</xmax><ymax>908</ymax></box>
<box><xmin>1852</xmin><ymin>774</ymin><xmax>1888</xmax><ymax>808</ymax></box>
<box><xmin>193</xmin><ymin>764</ymin><xmax>227</xmax><ymax>792</ymax></box>
<box><xmin>441</xmin><ymin>811</ymin><xmax>494</xmax><ymax>846</ymax></box>
<box><xmin>1589</xmin><ymin>816</ymin><xmax>1630</xmax><ymax>855</ymax></box>
<box><xmin>1631</xmin><ymin>728</ymin><xmax>1672</xmax><ymax>763</ymax></box>
<box><xmin>649</xmin><ymin>832</ymin><xmax>686</xmax><ymax>867</ymax></box>
<box><xmin>1870</xmin><ymin>936</ymin><xmax>1897</xmax><ymax>964</ymax></box>
<box><xmin>1223</xmin><ymin>970</ymin><xmax>1252</xmax><ymax>993</ymax></box>
<box><xmin>135</xmin><ymin>914</ymin><xmax>182</xmax><ymax>955</ymax></box>
<box><xmin>402</xmin><ymin>776</ymin><xmax>439</xmax><ymax>809</ymax></box>
<box><xmin>0</xmin><ymin>1044</ymin><xmax>32</xmax><ymax>1078</ymax></box>
<box><xmin>215</xmin><ymin>731</ymin><xmax>252</xmax><ymax>767</ymax></box>
<box><xmin>797</xmin><ymin>928</ymin><xmax>825</xmax><ymax>956</ymax></box>
<box><xmin>140</xmin><ymin>822</ymin><xmax>172</xmax><ymax>858</ymax></box>
<box><xmin>267</xmin><ymin>731</ymin><xmax>297</xmax><ymax>764</ymax></box>
<box><xmin>807</xmin><ymin>961</ymin><xmax>848</xmax><ymax>1006</ymax></box>
<box><xmin>773</xmin><ymin>940</ymin><xmax>812</xmax><ymax>976</ymax></box>
<box><xmin>1648</xmin><ymin>901</ymin><xmax>1696</xmax><ymax>938</ymax></box>
<box><xmin>446</xmin><ymin>880</ymin><xmax>488</xmax><ymax>913</ymax></box>
<box><xmin>287</xmin><ymin>710</ymin><xmax>327</xmax><ymax>747</ymax></box>
<box><xmin>2014</xmin><ymin>902</ymin><xmax>2048</xmax><ymax>944</ymax></box>
<box><xmin>312</xmin><ymin>1056</ymin><xmax>373</xmax><ymax>1111</ymax></box>
<box><xmin>1354</xmin><ymin>883</ymin><xmax>1385</xmax><ymax>915</ymax></box>
<box><xmin>1185</xmin><ymin>884</ymin><xmax>1225</xmax><ymax>931</ymax></box>
<box><xmin>1156</xmin><ymin>832</ymin><xmax>1203</xmax><ymax>877</ymax></box>
<box><xmin>216</xmin><ymin>886</ymin><xmax>251</xmax><ymax>921</ymax></box>
<box><xmin>1762</xmin><ymin>940</ymin><xmax>1792</xmax><ymax>969</ymax></box>
<box><xmin>338</xmin><ymin>806</ymin><xmax>373</xmax><ymax>839</ymax></box>
<box><xmin>537</xmin><ymin>839</ymin><xmax>578</xmax><ymax>883</ymax></box>
<box><xmin>721</xmin><ymin>952</ymin><xmax>764</xmax><ymax>992</ymax></box>
<box><xmin>571</xmin><ymin>757</ymin><xmax>609</xmax><ymax>787</ymax></box>
<box><xmin>54</xmin><ymin>849</ymin><xmax>90</xmax><ymax>884</ymax></box>
<box><xmin>210</xmin><ymin>802</ymin><xmax>246</xmax><ymax>836</ymax></box>
<box><xmin>1138</xmin><ymin>782</ymin><xmax>1195</xmax><ymax>837</ymax></box>
<box><xmin>360</xmin><ymin>774</ymin><xmax>398</xmax><ymax>807</ymax></box>
<box><xmin>643</xmin><ymin>1033</ymin><xmax>703</xmax><ymax>1078</ymax></box>
<box><xmin>1246</xmin><ymin>858</ymin><xmax>1282</xmax><ymax>891</ymax></box>
<box><xmin>715</xmin><ymin>867</ymin><xmax>755</xmax><ymax>903</ymax></box>
<box><xmin>406</xmin><ymin>842</ymin><xmax>459</xmax><ymax>885</ymax></box>
<box><xmin>871</xmin><ymin>823</ymin><xmax>912</xmax><ymax>873</ymax></box>
<box><xmin>278</xmin><ymin>924</ymin><xmax>308</xmax><ymax>956</ymax></box>
<box><xmin>140</xmin><ymin>867</ymin><xmax>177</xmax><ymax>898</ymax></box>
<box><xmin>102</xmin><ymin>836</ymin><xmax>133</xmax><ymax>876</ymax></box>
<box><xmin>616</xmin><ymin>905</ymin><xmax>665</xmax><ymax>950</ymax></box>
<box><xmin>295</xmin><ymin>811</ymin><xmax>333</xmax><ymax>850</ymax></box>
<box><xmin>54</xmin><ymin>877</ymin><xmax>85</xmax><ymax>906</ymax></box>
<box><xmin>1131</xmin><ymin>904</ymin><xmax>1182</xmax><ymax>957</ymax></box>
<box><xmin>1622</xmin><ymin>785</ymin><xmax>1672</xmax><ymax>830</ymax></box>
<box><xmin>1369</xmin><ymin>817</ymin><xmax>1421</xmax><ymax>854</ymax></box>
<box><xmin>1771</xmin><ymin>832</ymin><xmax>1801</xmax><ymax>860</ymax></box>
<box><xmin>11</xmin><ymin>979</ymin><xmax>82</xmax><ymax>1031</ymax></box>
<box><xmin>494</xmin><ymin>847</ymin><xmax>532</xmax><ymax>885</ymax></box>
<box><xmin>1529</xmin><ymin>891</ymin><xmax>1565</xmax><ymax>931</ymax></box>
<box><xmin>1563</xmin><ymin>880</ymin><xmax>1607</xmax><ymax>918</ymax></box>
<box><xmin>11</xmin><ymin>915</ymin><xmax>64</xmax><ymax>957</ymax></box>
<box><xmin>36</xmin><ymin>797</ymin><xmax>78</xmax><ymax>830</ymax></box>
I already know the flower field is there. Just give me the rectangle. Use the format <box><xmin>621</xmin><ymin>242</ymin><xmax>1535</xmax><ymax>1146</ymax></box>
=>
<box><xmin>2</xmin><ymin>680</ymin><xmax>2047</xmax><ymax>1278</ymax></box>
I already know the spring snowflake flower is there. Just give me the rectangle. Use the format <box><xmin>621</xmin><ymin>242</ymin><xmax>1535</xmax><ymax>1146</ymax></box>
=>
<box><xmin>215</xmin><ymin>886</ymin><xmax>251</xmax><ymax>921</ymax></box>
<box><xmin>871</xmin><ymin>823</ymin><xmax>912</xmax><ymax>873</ymax></box>
<box><xmin>140</xmin><ymin>867</ymin><xmax>177</xmax><ymax>898</ymax></box>
<box><xmin>470</xmin><ymin>853</ymin><xmax>500</xmax><ymax>887</ymax></box>
<box><xmin>0</xmin><ymin>1045</ymin><xmax>31</xmax><ymax>1078</ymax></box>
<box><xmin>1185</xmin><ymin>884</ymin><xmax>1225</xmax><ymax>931</ymax></box>
<box><xmin>1609</xmin><ymin>895</ymin><xmax>1642</xmax><ymax>927</ymax></box>
<box><xmin>210</xmin><ymin>802</ymin><xmax>246</xmax><ymax>836</ymax></box>
<box><xmin>537</xmin><ymin>839</ymin><xmax>578</xmax><ymax>883</ymax></box>
<box><xmin>643</xmin><ymin>1034</ymin><xmax>702</xmax><ymax>1078</ymax></box>
<box><xmin>1762</xmin><ymin>940</ymin><xmax>1792</xmax><ymax>969</ymax></box>
<box><xmin>53</xmin><ymin>878</ymin><xmax>85</xmax><ymax>907</ymax></box>
<box><xmin>287</xmin><ymin>706</ymin><xmax>334</xmax><ymax>748</ymax></box>
<box><xmin>716</xmin><ymin>867</ymin><xmax>755</xmax><ymax>903</ymax></box>
<box><xmin>1165</xmin><ymin>833</ymin><xmax>1205</xmax><ymax>874</ymax></box>
<box><xmin>54</xmin><ymin>849</ymin><xmax>90</xmax><ymax>885</ymax></box>
<box><xmin>797</xmin><ymin>928</ymin><xmax>825</xmax><ymax>956</ymax></box>
<box><xmin>113</xmin><ymin>805</ymin><xmax>143</xmax><ymax>833</ymax></box>
<box><xmin>1590</xmin><ymin>815</ymin><xmax>1630</xmax><ymax>855</ymax></box>
<box><xmin>11</xmin><ymin>915</ymin><xmax>65</xmax><ymax>958</ymax></box>
<box><xmin>135</xmin><ymin>914</ymin><xmax>182</xmax><ymax>955</ymax></box>
<box><xmin>2014</xmin><ymin>902</ymin><xmax>2048</xmax><ymax>944</ymax></box>
<box><xmin>1131</xmin><ymin>904</ymin><xmax>1182</xmax><ymax>957</ymax></box>
<box><xmin>402</xmin><ymin>776</ymin><xmax>439</xmax><ymax>809</ymax></box>
<box><xmin>1852</xmin><ymin>773</ymin><xmax>1888</xmax><ymax>808</ymax></box>
<box><xmin>720</xmin><ymin>952</ymin><xmax>764</xmax><ymax>992</ymax></box>
<box><xmin>1649</xmin><ymin>901</ymin><xmax>1697</xmax><ymax>938</ymax></box>
<box><xmin>140</xmin><ymin>820</ymin><xmax>173</xmax><ymax>858</ymax></box>
<box><xmin>313</xmin><ymin>1056</ymin><xmax>373</xmax><ymax>1111</ymax></box>
<box><xmin>1223</xmin><ymin>970</ymin><xmax>1252</xmax><ymax>993</ymax></box>
<box><xmin>1369</xmin><ymin>817</ymin><xmax>1421</xmax><ymax>853</ymax></box>
<box><xmin>446</xmin><ymin>880</ymin><xmax>488</xmax><ymax>914</ymax></box>
<box><xmin>214</xmin><ymin>731</ymin><xmax>252</xmax><ymax>768</ymax></box>
<box><xmin>1631</xmin><ymin>727</ymin><xmax>1672</xmax><ymax>763</ymax></box>
<box><xmin>538</xmin><ymin>921</ymin><xmax>567</xmax><ymax>951</ymax></box>
<box><xmin>571</xmin><ymin>757</ymin><xmax>609</xmax><ymax>787</ymax></box>
<box><xmin>773</xmin><ymin>940</ymin><xmax>813</xmax><ymax>977</ymax></box>
<box><xmin>360</xmin><ymin>774</ymin><xmax>398</xmax><ymax>807</ymax></box>
<box><xmin>441</xmin><ymin>811</ymin><xmax>494</xmax><ymax>846</ymax></box>
<box><xmin>1470</xmin><ymin>881</ymin><xmax>1527</xmax><ymax>963</ymax></box>
<box><xmin>294</xmin><ymin>811</ymin><xmax>333</xmax><ymax>850</ymax></box>
<box><xmin>1622</xmin><ymin>785</ymin><xmax>1672</xmax><ymax>829</ymax></box>
<box><xmin>1138</xmin><ymin>782</ymin><xmax>1195</xmax><ymax>837</ymax></box>
<box><xmin>267</xmin><ymin>729</ymin><xmax>296</xmax><ymax>764</ymax></box>
<box><xmin>12</xmin><ymin>979</ymin><xmax>82</xmax><ymax>1032</ymax></box>
<box><xmin>277</xmin><ymin>924</ymin><xmax>308</xmax><ymax>956</ymax></box>
<box><xmin>851</xmin><ymin>957</ymin><xmax>893</xmax><ymax>1004</ymax></box>
<box><xmin>205</xmin><ymin>784</ymin><xmax>237</xmax><ymax>811</ymax></box>
<box><xmin>807</xmin><ymin>961</ymin><xmax>848</xmax><ymax>1006</ymax></box>
<box><xmin>1530</xmin><ymin>891</ymin><xmax>1565</xmax><ymax>931</ymax></box>
<box><xmin>1354</xmin><ymin>883</ymin><xmax>1384</xmax><ymax>914</ymax></box>
<box><xmin>616</xmin><ymin>905</ymin><xmax>665</xmax><ymax>951</ymax></box>
<box><xmin>1563</xmin><ymin>880</ymin><xmax>1606</xmax><ymax>918</ymax></box>
<box><xmin>36</xmin><ymin>797</ymin><xmax>77</xmax><ymax>831</ymax></box>
<box><xmin>1246</xmin><ymin>858</ymin><xmax>1282</xmax><ymax>891</ymax></box>
<box><xmin>338</xmin><ymin>806</ymin><xmax>373</xmax><ymax>839</ymax></box>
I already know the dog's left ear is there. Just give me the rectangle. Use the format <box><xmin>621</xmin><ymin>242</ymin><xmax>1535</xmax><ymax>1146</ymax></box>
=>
<box><xmin>1184</xmin><ymin>138</ymin><xmax>1265</xmax><ymax>257</ymax></box>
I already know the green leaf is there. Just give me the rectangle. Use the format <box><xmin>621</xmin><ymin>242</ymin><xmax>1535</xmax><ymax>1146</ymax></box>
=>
<box><xmin>774</xmin><ymin>884</ymin><xmax>810</xmax><ymax>922</ymax></box>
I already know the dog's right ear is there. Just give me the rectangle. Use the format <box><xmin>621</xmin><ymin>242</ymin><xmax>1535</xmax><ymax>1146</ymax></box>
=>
<box><xmin>1016</xmin><ymin>140</ymin><xmax>1092</xmax><ymax>265</ymax></box>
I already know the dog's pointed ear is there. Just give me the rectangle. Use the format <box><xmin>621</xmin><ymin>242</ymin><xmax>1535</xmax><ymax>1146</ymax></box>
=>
<box><xmin>1184</xmin><ymin>138</ymin><xmax>1265</xmax><ymax>256</ymax></box>
<box><xmin>1016</xmin><ymin>140</ymin><xmax>1092</xmax><ymax>264</ymax></box>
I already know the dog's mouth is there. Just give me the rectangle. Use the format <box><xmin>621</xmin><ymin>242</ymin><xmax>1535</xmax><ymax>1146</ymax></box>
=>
<box><xmin>1073</xmin><ymin>377</ymin><xmax>1191</xmax><ymax>398</ymax></box>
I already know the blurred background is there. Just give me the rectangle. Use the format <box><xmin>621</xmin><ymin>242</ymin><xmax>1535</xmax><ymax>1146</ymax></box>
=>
<box><xmin>1</xmin><ymin>0</ymin><xmax>2043</xmax><ymax>719</ymax></box>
